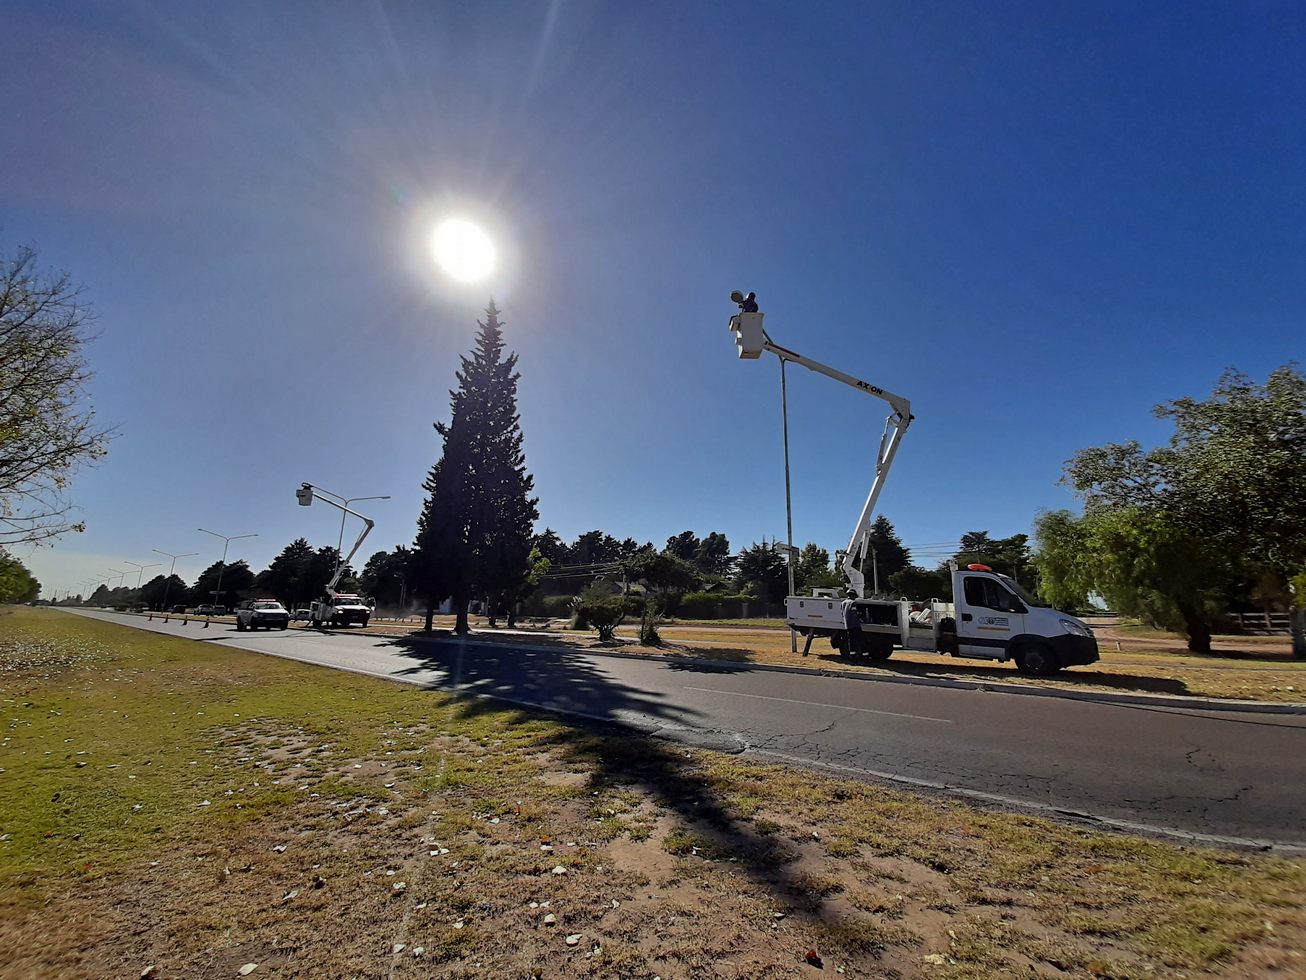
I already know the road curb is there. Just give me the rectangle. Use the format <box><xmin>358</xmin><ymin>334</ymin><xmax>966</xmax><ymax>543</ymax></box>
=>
<box><xmin>405</xmin><ymin>634</ymin><xmax>1306</xmax><ymax>716</ymax></box>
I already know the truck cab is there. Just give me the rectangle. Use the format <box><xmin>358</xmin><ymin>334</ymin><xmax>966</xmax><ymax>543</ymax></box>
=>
<box><xmin>786</xmin><ymin>563</ymin><xmax>1097</xmax><ymax>675</ymax></box>
<box><xmin>309</xmin><ymin>594</ymin><xmax>371</xmax><ymax>628</ymax></box>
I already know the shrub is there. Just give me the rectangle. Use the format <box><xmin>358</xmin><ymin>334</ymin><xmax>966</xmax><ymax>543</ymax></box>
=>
<box><xmin>639</xmin><ymin>600</ymin><xmax>663</xmax><ymax>646</ymax></box>
<box><xmin>677</xmin><ymin>591</ymin><xmax>755</xmax><ymax>619</ymax></box>
<box><xmin>574</xmin><ymin>587</ymin><xmax>625</xmax><ymax>641</ymax></box>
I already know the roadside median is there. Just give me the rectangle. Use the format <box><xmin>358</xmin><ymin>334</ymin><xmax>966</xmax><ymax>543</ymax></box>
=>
<box><xmin>5</xmin><ymin>606</ymin><xmax>1305</xmax><ymax>978</ymax></box>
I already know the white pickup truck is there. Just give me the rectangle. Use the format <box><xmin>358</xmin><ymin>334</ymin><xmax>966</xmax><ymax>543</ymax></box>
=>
<box><xmin>787</xmin><ymin>562</ymin><xmax>1098</xmax><ymax>675</ymax></box>
<box><xmin>309</xmin><ymin>594</ymin><xmax>372</xmax><ymax>629</ymax></box>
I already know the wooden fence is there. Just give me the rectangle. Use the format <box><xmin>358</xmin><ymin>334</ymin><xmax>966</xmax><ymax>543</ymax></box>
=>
<box><xmin>1227</xmin><ymin>611</ymin><xmax>1291</xmax><ymax>634</ymax></box>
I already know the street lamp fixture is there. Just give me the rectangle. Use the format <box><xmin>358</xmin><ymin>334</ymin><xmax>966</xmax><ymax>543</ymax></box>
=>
<box><xmin>123</xmin><ymin>560</ymin><xmax>161</xmax><ymax>589</ymax></box>
<box><xmin>153</xmin><ymin>548</ymin><xmax>199</xmax><ymax>613</ymax></box>
<box><xmin>198</xmin><ymin>528</ymin><xmax>258</xmax><ymax>611</ymax></box>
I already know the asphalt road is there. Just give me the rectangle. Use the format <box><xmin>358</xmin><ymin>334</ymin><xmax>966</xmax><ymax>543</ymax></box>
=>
<box><xmin>67</xmin><ymin>609</ymin><xmax>1306</xmax><ymax>851</ymax></box>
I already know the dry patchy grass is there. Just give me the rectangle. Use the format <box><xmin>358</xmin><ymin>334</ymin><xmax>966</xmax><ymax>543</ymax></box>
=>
<box><xmin>1</xmin><ymin>606</ymin><xmax>1303</xmax><ymax>979</ymax></box>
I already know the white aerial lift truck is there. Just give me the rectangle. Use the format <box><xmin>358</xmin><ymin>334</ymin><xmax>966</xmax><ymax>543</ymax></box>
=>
<box><xmin>729</xmin><ymin>301</ymin><xmax>1098</xmax><ymax>676</ymax></box>
<box><xmin>296</xmin><ymin>483</ymin><xmax>375</xmax><ymax>629</ymax></box>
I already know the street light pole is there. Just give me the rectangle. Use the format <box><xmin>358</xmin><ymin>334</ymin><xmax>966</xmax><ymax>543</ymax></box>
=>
<box><xmin>198</xmin><ymin>528</ymin><xmax>258</xmax><ymax>611</ymax></box>
<box><xmin>124</xmin><ymin>560</ymin><xmax>161</xmax><ymax>589</ymax></box>
<box><xmin>153</xmin><ymin>549</ymin><xmax>198</xmax><ymax>613</ymax></box>
<box><xmin>330</xmin><ymin>493</ymin><xmax>390</xmax><ymax>580</ymax></box>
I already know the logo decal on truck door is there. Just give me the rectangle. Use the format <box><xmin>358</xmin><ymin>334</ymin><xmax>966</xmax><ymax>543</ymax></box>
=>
<box><xmin>978</xmin><ymin>616</ymin><xmax>1010</xmax><ymax>629</ymax></box>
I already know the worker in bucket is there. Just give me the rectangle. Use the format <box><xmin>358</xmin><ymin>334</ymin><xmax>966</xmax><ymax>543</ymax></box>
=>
<box><xmin>730</xmin><ymin>289</ymin><xmax>759</xmax><ymax>313</ymax></box>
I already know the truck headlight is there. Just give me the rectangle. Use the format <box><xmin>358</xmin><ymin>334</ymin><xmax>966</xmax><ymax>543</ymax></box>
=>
<box><xmin>1059</xmin><ymin>619</ymin><xmax>1091</xmax><ymax>638</ymax></box>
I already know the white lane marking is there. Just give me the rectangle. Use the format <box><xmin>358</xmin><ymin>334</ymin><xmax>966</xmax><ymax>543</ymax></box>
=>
<box><xmin>681</xmin><ymin>687</ymin><xmax>951</xmax><ymax>723</ymax></box>
<box><xmin>751</xmin><ymin>749</ymin><xmax>1306</xmax><ymax>854</ymax></box>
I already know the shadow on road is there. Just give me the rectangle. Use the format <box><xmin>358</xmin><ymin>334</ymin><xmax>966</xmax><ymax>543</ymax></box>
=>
<box><xmin>671</xmin><ymin>643</ymin><xmax>1198</xmax><ymax>697</ymax></box>
<box><xmin>375</xmin><ymin>634</ymin><xmax>839</xmax><ymax>916</ymax></box>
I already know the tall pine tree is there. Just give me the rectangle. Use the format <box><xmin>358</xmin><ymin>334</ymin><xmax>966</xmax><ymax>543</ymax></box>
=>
<box><xmin>413</xmin><ymin>302</ymin><xmax>539</xmax><ymax>633</ymax></box>
<box><xmin>862</xmin><ymin>515</ymin><xmax>911</xmax><ymax>592</ymax></box>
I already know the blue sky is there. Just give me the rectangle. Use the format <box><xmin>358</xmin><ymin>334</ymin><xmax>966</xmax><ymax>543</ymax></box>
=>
<box><xmin>5</xmin><ymin>0</ymin><xmax>1302</xmax><ymax>596</ymax></box>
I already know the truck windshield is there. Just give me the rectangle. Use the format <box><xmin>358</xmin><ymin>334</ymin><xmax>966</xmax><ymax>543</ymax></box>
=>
<box><xmin>1000</xmin><ymin>576</ymin><xmax>1048</xmax><ymax>608</ymax></box>
<box><xmin>334</xmin><ymin>596</ymin><xmax>362</xmax><ymax>603</ymax></box>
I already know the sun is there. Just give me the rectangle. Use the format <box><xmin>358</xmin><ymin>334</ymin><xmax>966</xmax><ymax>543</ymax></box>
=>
<box><xmin>431</xmin><ymin>218</ymin><xmax>497</xmax><ymax>283</ymax></box>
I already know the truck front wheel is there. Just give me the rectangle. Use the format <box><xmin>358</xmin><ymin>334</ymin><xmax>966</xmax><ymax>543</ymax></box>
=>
<box><xmin>1015</xmin><ymin>643</ymin><xmax>1061</xmax><ymax>676</ymax></box>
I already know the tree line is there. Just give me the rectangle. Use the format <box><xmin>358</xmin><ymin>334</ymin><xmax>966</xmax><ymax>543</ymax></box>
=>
<box><xmin>4</xmin><ymin>244</ymin><xmax>1302</xmax><ymax>655</ymax></box>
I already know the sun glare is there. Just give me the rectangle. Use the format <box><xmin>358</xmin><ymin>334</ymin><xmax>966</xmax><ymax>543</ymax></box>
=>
<box><xmin>431</xmin><ymin>218</ymin><xmax>497</xmax><ymax>283</ymax></box>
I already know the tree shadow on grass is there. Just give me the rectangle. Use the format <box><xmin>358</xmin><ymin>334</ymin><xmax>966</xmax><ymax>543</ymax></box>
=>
<box><xmin>375</xmin><ymin>635</ymin><xmax>856</xmax><ymax>923</ymax></box>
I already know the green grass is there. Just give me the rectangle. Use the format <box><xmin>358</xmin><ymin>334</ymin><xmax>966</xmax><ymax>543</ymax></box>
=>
<box><xmin>0</xmin><ymin>607</ymin><xmax>566</xmax><ymax>886</ymax></box>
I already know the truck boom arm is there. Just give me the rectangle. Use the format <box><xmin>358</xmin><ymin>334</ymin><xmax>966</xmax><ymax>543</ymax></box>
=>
<box><xmin>733</xmin><ymin>316</ymin><xmax>913</xmax><ymax>598</ymax></box>
<box><xmin>296</xmin><ymin>484</ymin><xmax>377</xmax><ymax>598</ymax></box>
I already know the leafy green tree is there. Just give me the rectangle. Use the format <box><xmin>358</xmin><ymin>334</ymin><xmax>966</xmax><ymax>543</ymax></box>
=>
<box><xmin>863</xmin><ymin>516</ymin><xmax>911</xmax><ymax>589</ymax></box>
<box><xmin>1036</xmin><ymin>507</ymin><xmax>1230</xmax><ymax>651</ymax></box>
<box><xmin>887</xmin><ymin>564</ymin><xmax>952</xmax><ymax>600</ymax></box>
<box><xmin>139</xmin><ymin>573</ymin><xmax>188</xmax><ymax>611</ymax></box>
<box><xmin>621</xmin><ymin>550</ymin><xmax>699</xmax><ymax>612</ymax></box>
<box><xmin>0</xmin><ymin>245</ymin><xmax>114</xmax><ymax>546</ymax></box>
<box><xmin>412</xmin><ymin>303</ymin><xmax>538</xmax><ymax>634</ymax></box>
<box><xmin>192</xmin><ymin>559</ymin><xmax>254</xmax><ymax>609</ymax></box>
<box><xmin>255</xmin><ymin>538</ymin><xmax>315</xmax><ymax>607</ymax></box>
<box><xmin>573</xmin><ymin>583</ymin><xmax>625</xmax><ymax>641</ymax></box>
<box><xmin>664</xmin><ymin>531</ymin><xmax>701</xmax><ymax>563</ymax></box>
<box><xmin>735</xmin><ymin>542</ymin><xmax>789</xmax><ymax>606</ymax></box>
<box><xmin>1039</xmin><ymin>364</ymin><xmax>1305</xmax><ymax>652</ymax></box>
<box><xmin>0</xmin><ymin>548</ymin><xmax>40</xmax><ymax>602</ymax></box>
<box><xmin>359</xmin><ymin>547</ymin><xmax>411</xmax><ymax>610</ymax></box>
<box><xmin>567</xmin><ymin>530</ymin><xmax>624</xmax><ymax>566</ymax></box>
<box><xmin>958</xmin><ymin>531</ymin><xmax>993</xmax><ymax>557</ymax></box>
<box><xmin>794</xmin><ymin>543</ymin><xmax>841</xmax><ymax>593</ymax></box>
<box><xmin>532</xmin><ymin>528</ymin><xmax>567</xmax><ymax>565</ymax></box>
<box><xmin>695</xmin><ymin>532</ymin><xmax>733</xmax><ymax>576</ymax></box>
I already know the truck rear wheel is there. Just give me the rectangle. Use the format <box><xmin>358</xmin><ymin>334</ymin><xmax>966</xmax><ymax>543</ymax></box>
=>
<box><xmin>1015</xmin><ymin>643</ymin><xmax>1061</xmax><ymax>676</ymax></box>
<box><xmin>865</xmin><ymin>639</ymin><xmax>894</xmax><ymax>662</ymax></box>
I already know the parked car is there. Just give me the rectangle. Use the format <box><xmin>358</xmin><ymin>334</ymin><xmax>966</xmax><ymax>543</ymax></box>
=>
<box><xmin>236</xmin><ymin>599</ymin><xmax>290</xmax><ymax>631</ymax></box>
<box><xmin>170</xmin><ymin>604</ymin><xmax>187</xmax><ymax>613</ymax></box>
<box><xmin>292</xmin><ymin>608</ymin><xmax>313</xmax><ymax>622</ymax></box>
<box><xmin>194</xmin><ymin>604</ymin><xmax>222</xmax><ymax>616</ymax></box>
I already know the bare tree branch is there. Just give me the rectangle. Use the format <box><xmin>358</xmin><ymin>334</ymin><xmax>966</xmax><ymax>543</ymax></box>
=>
<box><xmin>0</xmin><ymin>243</ymin><xmax>114</xmax><ymax>545</ymax></box>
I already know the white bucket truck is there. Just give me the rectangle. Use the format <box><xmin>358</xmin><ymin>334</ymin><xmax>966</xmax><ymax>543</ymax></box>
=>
<box><xmin>296</xmin><ymin>482</ymin><xmax>377</xmax><ymax>629</ymax></box>
<box><xmin>728</xmin><ymin>298</ymin><xmax>1098</xmax><ymax>676</ymax></box>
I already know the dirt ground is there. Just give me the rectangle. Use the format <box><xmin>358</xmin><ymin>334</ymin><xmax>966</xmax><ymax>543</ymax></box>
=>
<box><xmin>6</xmin><ymin>731</ymin><xmax>1306</xmax><ymax>980</ymax></box>
<box><xmin>3</xmin><ymin>608</ymin><xmax>1306</xmax><ymax>979</ymax></box>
